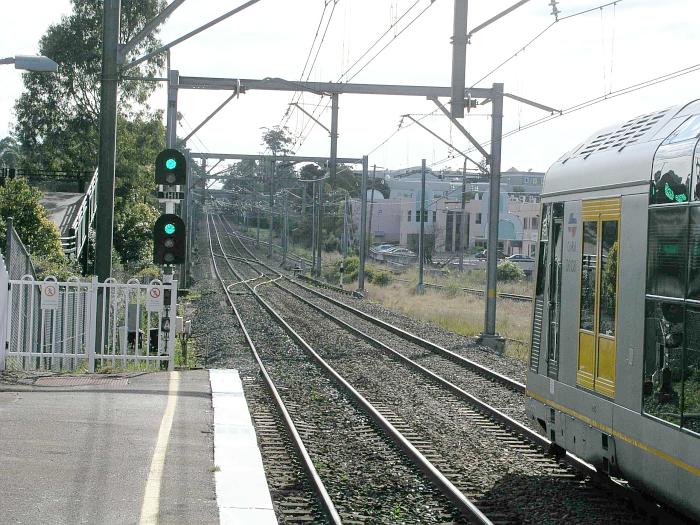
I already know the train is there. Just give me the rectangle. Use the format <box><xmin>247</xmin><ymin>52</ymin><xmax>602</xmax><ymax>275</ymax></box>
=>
<box><xmin>526</xmin><ymin>99</ymin><xmax>700</xmax><ymax>520</ymax></box>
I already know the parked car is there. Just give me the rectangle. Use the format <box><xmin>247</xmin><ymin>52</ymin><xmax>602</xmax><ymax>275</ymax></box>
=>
<box><xmin>507</xmin><ymin>254</ymin><xmax>535</xmax><ymax>262</ymax></box>
<box><xmin>372</xmin><ymin>243</ymin><xmax>395</xmax><ymax>253</ymax></box>
<box><xmin>390</xmin><ymin>248</ymin><xmax>416</xmax><ymax>257</ymax></box>
<box><xmin>474</xmin><ymin>249</ymin><xmax>506</xmax><ymax>260</ymax></box>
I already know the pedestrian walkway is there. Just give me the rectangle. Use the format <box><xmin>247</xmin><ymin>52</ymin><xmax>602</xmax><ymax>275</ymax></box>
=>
<box><xmin>0</xmin><ymin>369</ymin><xmax>277</xmax><ymax>525</ymax></box>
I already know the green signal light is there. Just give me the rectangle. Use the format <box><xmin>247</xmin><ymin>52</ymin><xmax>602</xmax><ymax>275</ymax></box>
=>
<box><xmin>165</xmin><ymin>158</ymin><xmax>177</xmax><ymax>170</ymax></box>
<box><xmin>164</xmin><ymin>223</ymin><xmax>176</xmax><ymax>235</ymax></box>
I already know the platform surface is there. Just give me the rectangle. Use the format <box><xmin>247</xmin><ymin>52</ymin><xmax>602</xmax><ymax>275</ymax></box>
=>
<box><xmin>0</xmin><ymin>369</ymin><xmax>276</xmax><ymax>525</ymax></box>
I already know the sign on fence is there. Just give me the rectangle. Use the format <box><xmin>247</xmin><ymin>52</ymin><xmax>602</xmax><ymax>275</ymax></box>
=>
<box><xmin>41</xmin><ymin>281</ymin><xmax>60</xmax><ymax>310</ymax></box>
<box><xmin>146</xmin><ymin>285</ymin><xmax>162</xmax><ymax>312</ymax></box>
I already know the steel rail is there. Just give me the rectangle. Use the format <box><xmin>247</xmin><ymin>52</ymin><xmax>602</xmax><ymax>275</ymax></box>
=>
<box><xmin>219</xmin><ymin>217</ymin><xmax>526</xmax><ymax>394</ymax></box>
<box><xmin>206</xmin><ymin>215</ymin><xmax>343</xmax><ymax>524</ymax></box>
<box><xmin>210</xmin><ymin>215</ymin><xmax>493</xmax><ymax>525</ymax></box>
<box><xmin>219</xmin><ymin>217</ymin><xmax>693</xmax><ymax>525</ymax></box>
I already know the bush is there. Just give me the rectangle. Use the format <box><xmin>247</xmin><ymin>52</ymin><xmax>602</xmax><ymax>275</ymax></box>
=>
<box><xmin>370</xmin><ymin>270</ymin><xmax>391</xmax><ymax>286</ymax></box>
<box><xmin>497</xmin><ymin>260</ymin><xmax>525</xmax><ymax>282</ymax></box>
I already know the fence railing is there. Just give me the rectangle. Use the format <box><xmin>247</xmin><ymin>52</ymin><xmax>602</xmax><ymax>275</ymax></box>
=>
<box><xmin>0</xmin><ymin>274</ymin><xmax>177</xmax><ymax>372</ymax></box>
<box><xmin>62</xmin><ymin>168</ymin><xmax>98</xmax><ymax>259</ymax></box>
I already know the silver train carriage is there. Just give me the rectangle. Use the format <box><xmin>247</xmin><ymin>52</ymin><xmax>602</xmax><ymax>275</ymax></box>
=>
<box><xmin>526</xmin><ymin>99</ymin><xmax>700</xmax><ymax>520</ymax></box>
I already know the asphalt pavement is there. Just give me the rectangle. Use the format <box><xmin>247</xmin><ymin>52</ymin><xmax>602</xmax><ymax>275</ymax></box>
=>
<box><xmin>0</xmin><ymin>370</ymin><xmax>219</xmax><ymax>525</ymax></box>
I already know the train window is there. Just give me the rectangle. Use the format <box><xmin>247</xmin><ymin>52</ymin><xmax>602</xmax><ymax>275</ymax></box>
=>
<box><xmin>598</xmin><ymin>221</ymin><xmax>619</xmax><ymax>336</ymax></box>
<box><xmin>649</xmin><ymin>115</ymin><xmax>700</xmax><ymax>204</ymax></box>
<box><xmin>664</xmin><ymin>114</ymin><xmax>700</xmax><ymax>145</ymax></box>
<box><xmin>682</xmin><ymin>307</ymin><xmax>700</xmax><ymax>434</ymax></box>
<box><xmin>580</xmin><ymin>221</ymin><xmax>598</xmax><ymax>331</ymax></box>
<box><xmin>695</xmin><ymin>144</ymin><xmax>700</xmax><ymax>201</ymax></box>
<box><xmin>646</xmin><ymin>207</ymin><xmax>688</xmax><ymax>299</ymax></box>
<box><xmin>643</xmin><ymin>300</ymin><xmax>683</xmax><ymax>426</ymax></box>
<box><xmin>688</xmin><ymin>207</ymin><xmax>700</xmax><ymax>299</ymax></box>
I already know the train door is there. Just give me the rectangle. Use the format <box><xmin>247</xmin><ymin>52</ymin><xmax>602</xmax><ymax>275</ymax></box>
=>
<box><xmin>547</xmin><ymin>204</ymin><xmax>564</xmax><ymax>379</ymax></box>
<box><xmin>577</xmin><ymin>198</ymin><xmax>620</xmax><ymax>398</ymax></box>
<box><xmin>530</xmin><ymin>202</ymin><xmax>564</xmax><ymax>377</ymax></box>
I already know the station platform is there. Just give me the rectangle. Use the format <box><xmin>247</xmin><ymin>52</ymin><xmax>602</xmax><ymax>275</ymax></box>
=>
<box><xmin>0</xmin><ymin>369</ymin><xmax>277</xmax><ymax>525</ymax></box>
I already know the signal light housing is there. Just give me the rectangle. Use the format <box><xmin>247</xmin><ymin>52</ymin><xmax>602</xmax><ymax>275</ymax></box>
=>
<box><xmin>155</xmin><ymin>149</ymin><xmax>186</xmax><ymax>186</ymax></box>
<box><xmin>153</xmin><ymin>213</ymin><xmax>186</xmax><ymax>264</ymax></box>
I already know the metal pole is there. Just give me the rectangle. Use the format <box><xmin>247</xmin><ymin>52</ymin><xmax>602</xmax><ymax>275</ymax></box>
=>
<box><xmin>95</xmin><ymin>0</ymin><xmax>120</xmax><ymax>282</ymax></box>
<box><xmin>316</xmin><ymin>181</ymin><xmax>323</xmax><ymax>277</ymax></box>
<box><xmin>166</xmin><ymin>68</ymin><xmax>179</xmax><ymax>148</ymax></box>
<box><xmin>321</xmin><ymin>93</ymin><xmax>339</xmax><ymax>279</ymax></box>
<box><xmin>256</xmin><ymin>203</ymin><xmax>260</xmax><ymax>247</ymax></box>
<box><xmin>479</xmin><ymin>83</ymin><xmax>505</xmax><ymax>352</ymax></box>
<box><xmin>268</xmin><ymin>158</ymin><xmax>274</xmax><ymax>258</ymax></box>
<box><xmin>358</xmin><ymin>156</ymin><xmax>368</xmax><ymax>292</ymax></box>
<box><xmin>459</xmin><ymin>158</ymin><xmax>467</xmax><ymax>272</ymax></box>
<box><xmin>418</xmin><ymin>160</ymin><xmax>426</xmax><ymax>294</ymax></box>
<box><xmin>311</xmin><ymin>182</ymin><xmax>317</xmax><ymax>275</ymax></box>
<box><xmin>282</xmin><ymin>190</ymin><xmax>288</xmax><ymax>266</ymax></box>
<box><xmin>367</xmin><ymin>164</ymin><xmax>377</xmax><ymax>254</ymax></box>
<box><xmin>450</xmin><ymin>0</ymin><xmax>469</xmax><ymax>119</ymax></box>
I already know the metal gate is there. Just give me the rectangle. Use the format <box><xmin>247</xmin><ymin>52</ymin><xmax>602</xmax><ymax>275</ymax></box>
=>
<box><xmin>0</xmin><ymin>266</ymin><xmax>177</xmax><ymax>372</ymax></box>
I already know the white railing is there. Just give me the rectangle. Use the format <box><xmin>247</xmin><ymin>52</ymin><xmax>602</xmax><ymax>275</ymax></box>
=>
<box><xmin>61</xmin><ymin>168</ymin><xmax>98</xmax><ymax>258</ymax></box>
<box><xmin>1</xmin><ymin>274</ymin><xmax>177</xmax><ymax>372</ymax></box>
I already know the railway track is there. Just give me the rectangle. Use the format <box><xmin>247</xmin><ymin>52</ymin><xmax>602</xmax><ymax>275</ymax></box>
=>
<box><xmin>213</xmin><ymin>212</ymin><xmax>692</xmax><ymax>524</ymax></box>
<box><xmin>208</xmin><ymin>214</ymin><xmax>478</xmax><ymax>524</ymax></box>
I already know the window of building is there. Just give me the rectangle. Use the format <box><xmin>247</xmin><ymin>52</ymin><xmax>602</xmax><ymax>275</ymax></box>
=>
<box><xmin>432</xmin><ymin>210</ymin><xmax>437</xmax><ymax>223</ymax></box>
<box><xmin>407</xmin><ymin>210</ymin><xmax>412</xmax><ymax>222</ymax></box>
<box><xmin>532</xmin><ymin>217</ymin><xmax>539</xmax><ymax>230</ymax></box>
<box><xmin>523</xmin><ymin>217</ymin><xmax>529</xmax><ymax>229</ymax></box>
<box><xmin>476</xmin><ymin>213</ymin><xmax>482</xmax><ymax>224</ymax></box>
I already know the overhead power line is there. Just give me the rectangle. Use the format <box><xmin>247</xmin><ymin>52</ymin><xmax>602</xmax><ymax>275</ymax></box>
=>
<box><xmin>428</xmin><ymin>60</ymin><xmax>700</xmax><ymax>169</ymax></box>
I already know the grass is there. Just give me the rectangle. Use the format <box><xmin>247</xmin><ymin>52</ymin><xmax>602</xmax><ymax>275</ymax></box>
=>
<box><xmin>364</xmin><ymin>271</ymin><xmax>532</xmax><ymax>362</ymax></box>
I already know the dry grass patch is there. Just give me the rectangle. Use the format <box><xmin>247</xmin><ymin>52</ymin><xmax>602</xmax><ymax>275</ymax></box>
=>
<box><xmin>365</xmin><ymin>279</ymin><xmax>531</xmax><ymax>362</ymax></box>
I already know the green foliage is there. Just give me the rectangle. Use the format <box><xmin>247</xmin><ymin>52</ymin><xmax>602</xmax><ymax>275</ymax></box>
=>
<box><xmin>497</xmin><ymin>260</ymin><xmax>526</xmax><ymax>282</ymax></box>
<box><xmin>14</xmin><ymin>0</ymin><xmax>166</xmax><ymax>172</ymax></box>
<box><xmin>261</xmin><ymin>126</ymin><xmax>295</xmax><ymax>156</ymax></box>
<box><xmin>114</xmin><ymin>201</ymin><xmax>160</xmax><ymax>269</ymax></box>
<box><xmin>370</xmin><ymin>270</ymin><xmax>391</xmax><ymax>286</ymax></box>
<box><xmin>0</xmin><ymin>136</ymin><xmax>21</xmax><ymax>166</ymax></box>
<box><xmin>0</xmin><ymin>177</ymin><xmax>63</xmax><ymax>260</ymax></box>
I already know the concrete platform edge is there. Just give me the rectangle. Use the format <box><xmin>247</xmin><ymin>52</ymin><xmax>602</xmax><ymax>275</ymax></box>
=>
<box><xmin>210</xmin><ymin>369</ymin><xmax>277</xmax><ymax>525</ymax></box>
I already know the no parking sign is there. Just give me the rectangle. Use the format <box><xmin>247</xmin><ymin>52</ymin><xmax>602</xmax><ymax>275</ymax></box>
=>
<box><xmin>146</xmin><ymin>285</ymin><xmax>163</xmax><ymax>312</ymax></box>
<box><xmin>41</xmin><ymin>282</ymin><xmax>59</xmax><ymax>310</ymax></box>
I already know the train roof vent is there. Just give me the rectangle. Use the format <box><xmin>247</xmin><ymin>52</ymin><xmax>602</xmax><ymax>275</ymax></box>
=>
<box><xmin>577</xmin><ymin>109</ymin><xmax>669</xmax><ymax>158</ymax></box>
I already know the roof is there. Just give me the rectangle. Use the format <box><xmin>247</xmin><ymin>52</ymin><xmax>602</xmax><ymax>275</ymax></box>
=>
<box><xmin>543</xmin><ymin>99</ymin><xmax>700</xmax><ymax>196</ymax></box>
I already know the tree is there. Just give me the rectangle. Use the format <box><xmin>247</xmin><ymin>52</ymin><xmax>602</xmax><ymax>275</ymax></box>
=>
<box><xmin>0</xmin><ymin>137</ymin><xmax>21</xmax><ymax>167</ymax></box>
<box><xmin>14</xmin><ymin>0</ymin><xmax>166</xmax><ymax>172</ymax></box>
<box><xmin>0</xmin><ymin>177</ymin><xmax>63</xmax><ymax>259</ymax></box>
<box><xmin>114</xmin><ymin>201</ymin><xmax>160</xmax><ymax>268</ymax></box>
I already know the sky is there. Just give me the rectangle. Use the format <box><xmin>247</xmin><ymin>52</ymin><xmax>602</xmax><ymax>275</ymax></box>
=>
<box><xmin>1</xmin><ymin>0</ymin><xmax>700</xmax><ymax>174</ymax></box>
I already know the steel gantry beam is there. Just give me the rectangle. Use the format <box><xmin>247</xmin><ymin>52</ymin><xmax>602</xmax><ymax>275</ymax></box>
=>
<box><xmin>176</xmin><ymin>76</ymin><xmax>493</xmax><ymax>99</ymax></box>
<box><xmin>189</xmin><ymin>152</ymin><xmax>363</xmax><ymax>165</ymax></box>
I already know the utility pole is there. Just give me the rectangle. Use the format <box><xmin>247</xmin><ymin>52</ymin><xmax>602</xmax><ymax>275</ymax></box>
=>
<box><xmin>256</xmin><ymin>202</ymin><xmax>260</xmax><ymax>247</ymax></box>
<box><xmin>367</xmin><ymin>164</ymin><xmax>377</xmax><ymax>254</ymax></box>
<box><xmin>95</xmin><ymin>0</ymin><xmax>120</xmax><ymax>282</ymax></box>
<box><xmin>268</xmin><ymin>157</ymin><xmax>274</xmax><ymax>258</ymax></box>
<box><xmin>316</xmin><ymin>180</ymin><xmax>323</xmax><ymax>277</ymax></box>
<box><xmin>311</xmin><ymin>182</ymin><xmax>317</xmax><ymax>275</ymax></box>
<box><xmin>417</xmin><ymin>159</ymin><xmax>426</xmax><ymax>294</ymax></box>
<box><xmin>94</xmin><ymin>0</ymin><xmax>120</xmax><ymax>360</ymax></box>
<box><xmin>282</xmin><ymin>190</ymin><xmax>288</xmax><ymax>266</ymax></box>
<box><xmin>459</xmin><ymin>160</ymin><xmax>467</xmax><ymax>272</ymax></box>
<box><xmin>358</xmin><ymin>156</ymin><xmax>368</xmax><ymax>293</ymax></box>
<box><xmin>478</xmin><ymin>83</ymin><xmax>506</xmax><ymax>351</ymax></box>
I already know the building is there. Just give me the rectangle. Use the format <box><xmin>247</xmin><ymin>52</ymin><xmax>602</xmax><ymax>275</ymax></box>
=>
<box><xmin>353</xmin><ymin>166</ymin><xmax>543</xmax><ymax>256</ymax></box>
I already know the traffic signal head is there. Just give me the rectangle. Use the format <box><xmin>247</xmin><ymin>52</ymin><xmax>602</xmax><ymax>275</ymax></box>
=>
<box><xmin>155</xmin><ymin>149</ymin><xmax>186</xmax><ymax>185</ymax></box>
<box><xmin>153</xmin><ymin>213</ymin><xmax>186</xmax><ymax>264</ymax></box>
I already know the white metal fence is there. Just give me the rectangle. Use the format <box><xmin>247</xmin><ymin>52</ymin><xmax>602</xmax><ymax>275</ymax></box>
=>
<box><xmin>0</xmin><ymin>268</ymin><xmax>177</xmax><ymax>372</ymax></box>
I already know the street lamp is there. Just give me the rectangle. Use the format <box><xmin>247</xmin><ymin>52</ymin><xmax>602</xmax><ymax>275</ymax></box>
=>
<box><xmin>0</xmin><ymin>55</ymin><xmax>58</xmax><ymax>73</ymax></box>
